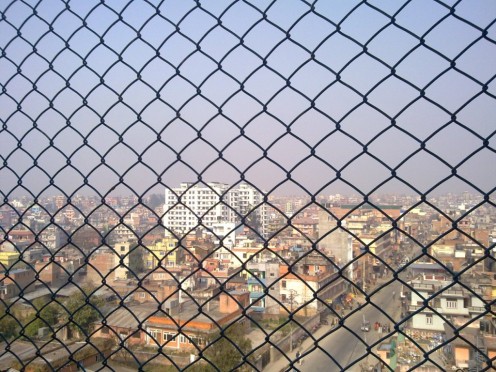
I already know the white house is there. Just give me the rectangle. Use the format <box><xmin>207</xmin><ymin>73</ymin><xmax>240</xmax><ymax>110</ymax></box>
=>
<box><xmin>408</xmin><ymin>277</ymin><xmax>486</xmax><ymax>332</ymax></box>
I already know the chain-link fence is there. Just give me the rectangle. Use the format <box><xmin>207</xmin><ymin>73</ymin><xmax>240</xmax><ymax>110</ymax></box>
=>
<box><xmin>1</xmin><ymin>0</ymin><xmax>495</xmax><ymax>371</ymax></box>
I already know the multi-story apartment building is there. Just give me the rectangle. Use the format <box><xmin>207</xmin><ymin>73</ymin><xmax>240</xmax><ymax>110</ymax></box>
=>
<box><xmin>407</xmin><ymin>277</ymin><xmax>487</xmax><ymax>332</ymax></box>
<box><xmin>111</xmin><ymin>224</ymin><xmax>137</xmax><ymax>243</ymax></box>
<box><xmin>163</xmin><ymin>182</ymin><xmax>266</xmax><ymax>236</ymax></box>
<box><xmin>245</xmin><ymin>261</ymin><xmax>281</xmax><ymax>314</ymax></box>
<box><xmin>279</xmin><ymin>253</ymin><xmax>345</xmax><ymax>316</ymax></box>
<box><xmin>39</xmin><ymin>225</ymin><xmax>65</xmax><ymax>250</ymax></box>
<box><xmin>114</xmin><ymin>241</ymin><xmax>132</xmax><ymax>280</ymax></box>
<box><xmin>0</xmin><ymin>251</ymin><xmax>21</xmax><ymax>270</ymax></box>
<box><xmin>146</xmin><ymin>236</ymin><xmax>181</xmax><ymax>269</ymax></box>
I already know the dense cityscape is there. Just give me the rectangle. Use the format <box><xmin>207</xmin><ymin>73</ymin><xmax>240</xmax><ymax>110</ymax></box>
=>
<box><xmin>1</xmin><ymin>0</ymin><xmax>494</xmax><ymax>370</ymax></box>
<box><xmin>0</xmin><ymin>186</ymin><xmax>494</xmax><ymax>371</ymax></box>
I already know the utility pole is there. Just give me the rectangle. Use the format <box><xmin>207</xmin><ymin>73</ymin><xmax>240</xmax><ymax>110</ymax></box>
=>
<box><xmin>362</xmin><ymin>256</ymin><xmax>366</xmax><ymax>293</ymax></box>
<box><xmin>288</xmin><ymin>289</ymin><xmax>298</xmax><ymax>352</ymax></box>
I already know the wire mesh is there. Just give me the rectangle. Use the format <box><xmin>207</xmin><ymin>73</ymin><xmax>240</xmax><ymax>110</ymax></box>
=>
<box><xmin>1</xmin><ymin>0</ymin><xmax>495</xmax><ymax>371</ymax></box>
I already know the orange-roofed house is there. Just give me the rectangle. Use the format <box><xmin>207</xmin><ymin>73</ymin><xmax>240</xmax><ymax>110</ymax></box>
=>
<box><xmin>144</xmin><ymin>290</ymin><xmax>251</xmax><ymax>351</ymax></box>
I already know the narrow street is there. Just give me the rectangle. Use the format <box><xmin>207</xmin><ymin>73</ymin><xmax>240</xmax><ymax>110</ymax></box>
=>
<box><xmin>297</xmin><ymin>281</ymin><xmax>403</xmax><ymax>371</ymax></box>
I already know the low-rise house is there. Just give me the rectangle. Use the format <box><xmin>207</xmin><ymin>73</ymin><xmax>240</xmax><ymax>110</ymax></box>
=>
<box><xmin>86</xmin><ymin>249</ymin><xmax>117</xmax><ymax>285</ymax></box>
<box><xmin>144</xmin><ymin>290</ymin><xmax>251</xmax><ymax>352</ymax></box>
<box><xmin>93</xmin><ymin>304</ymin><xmax>157</xmax><ymax>346</ymax></box>
<box><xmin>133</xmin><ymin>279</ymin><xmax>179</xmax><ymax>304</ymax></box>
<box><xmin>0</xmin><ymin>268</ymin><xmax>36</xmax><ymax>299</ymax></box>
<box><xmin>0</xmin><ymin>251</ymin><xmax>22</xmax><ymax>270</ymax></box>
<box><xmin>291</xmin><ymin>217</ymin><xmax>318</xmax><ymax>239</ymax></box>
<box><xmin>443</xmin><ymin>324</ymin><xmax>496</xmax><ymax>371</ymax></box>
<box><xmin>7</xmin><ymin>229</ymin><xmax>35</xmax><ymax>247</ymax></box>
<box><xmin>111</xmin><ymin>224</ymin><xmax>137</xmax><ymax>244</ymax></box>
<box><xmin>146</xmin><ymin>236</ymin><xmax>181</xmax><ymax>269</ymax></box>
<box><xmin>70</xmin><ymin>225</ymin><xmax>101</xmax><ymax>252</ymax></box>
<box><xmin>198</xmin><ymin>266</ymin><xmax>241</xmax><ymax>287</ymax></box>
<box><xmin>35</xmin><ymin>261</ymin><xmax>69</xmax><ymax>287</ymax></box>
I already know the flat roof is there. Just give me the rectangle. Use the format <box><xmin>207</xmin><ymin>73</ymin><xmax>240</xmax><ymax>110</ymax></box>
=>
<box><xmin>408</xmin><ymin>263</ymin><xmax>444</xmax><ymax>270</ymax></box>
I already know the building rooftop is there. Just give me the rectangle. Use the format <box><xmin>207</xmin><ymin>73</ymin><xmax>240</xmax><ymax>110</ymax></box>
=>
<box><xmin>103</xmin><ymin>304</ymin><xmax>160</xmax><ymax>329</ymax></box>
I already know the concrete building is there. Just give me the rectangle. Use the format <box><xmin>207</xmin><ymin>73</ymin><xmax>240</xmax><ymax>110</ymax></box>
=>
<box><xmin>245</xmin><ymin>261</ymin><xmax>281</xmax><ymax>314</ymax></box>
<box><xmin>407</xmin><ymin>277</ymin><xmax>487</xmax><ymax>332</ymax></box>
<box><xmin>144</xmin><ymin>290</ymin><xmax>251</xmax><ymax>351</ymax></box>
<box><xmin>163</xmin><ymin>182</ymin><xmax>266</xmax><ymax>236</ymax></box>
<box><xmin>113</xmin><ymin>241</ymin><xmax>132</xmax><ymax>280</ymax></box>
<box><xmin>39</xmin><ymin>225</ymin><xmax>65</xmax><ymax>250</ymax></box>
<box><xmin>317</xmin><ymin>210</ymin><xmax>354</xmax><ymax>280</ymax></box>
<box><xmin>0</xmin><ymin>268</ymin><xmax>36</xmax><ymax>299</ymax></box>
<box><xmin>146</xmin><ymin>237</ymin><xmax>180</xmax><ymax>269</ymax></box>
<box><xmin>279</xmin><ymin>254</ymin><xmax>344</xmax><ymax>316</ymax></box>
<box><xmin>34</xmin><ymin>261</ymin><xmax>69</xmax><ymax>287</ymax></box>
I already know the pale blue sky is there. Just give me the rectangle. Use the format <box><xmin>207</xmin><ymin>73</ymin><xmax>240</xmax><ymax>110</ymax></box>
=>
<box><xmin>1</xmin><ymin>0</ymin><xmax>495</xmax><ymax>200</ymax></box>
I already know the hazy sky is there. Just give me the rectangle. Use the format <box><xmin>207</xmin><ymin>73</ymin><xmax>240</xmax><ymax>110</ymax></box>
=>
<box><xmin>1</xmin><ymin>0</ymin><xmax>495</xmax><ymax>201</ymax></box>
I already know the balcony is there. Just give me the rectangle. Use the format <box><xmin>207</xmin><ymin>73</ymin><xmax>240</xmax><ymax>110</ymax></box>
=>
<box><xmin>468</xmin><ymin>306</ymin><xmax>486</xmax><ymax>314</ymax></box>
<box><xmin>408</xmin><ymin>305</ymin><xmax>470</xmax><ymax>317</ymax></box>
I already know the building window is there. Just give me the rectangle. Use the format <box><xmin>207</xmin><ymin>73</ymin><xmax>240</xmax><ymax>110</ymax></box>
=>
<box><xmin>446</xmin><ymin>299</ymin><xmax>457</xmax><ymax>309</ymax></box>
<box><xmin>190</xmin><ymin>335</ymin><xmax>202</xmax><ymax>345</ymax></box>
<box><xmin>426</xmin><ymin>314</ymin><xmax>433</xmax><ymax>325</ymax></box>
<box><xmin>180</xmin><ymin>334</ymin><xmax>186</xmax><ymax>344</ymax></box>
<box><xmin>164</xmin><ymin>332</ymin><xmax>176</xmax><ymax>341</ymax></box>
<box><xmin>282</xmin><ymin>280</ymin><xmax>286</xmax><ymax>288</ymax></box>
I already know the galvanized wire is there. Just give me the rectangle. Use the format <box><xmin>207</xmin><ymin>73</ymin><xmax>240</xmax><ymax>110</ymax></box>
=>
<box><xmin>1</xmin><ymin>0</ymin><xmax>496</xmax><ymax>371</ymax></box>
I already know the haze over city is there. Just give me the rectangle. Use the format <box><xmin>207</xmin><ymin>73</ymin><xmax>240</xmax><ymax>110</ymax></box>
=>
<box><xmin>1</xmin><ymin>0</ymin><xmax>495</xmax><ymax>200</ymax></box>
<box><xmin>1</xmin><ymin>0</ymin><xmax>495</xmax><ymax>371</ymax></box>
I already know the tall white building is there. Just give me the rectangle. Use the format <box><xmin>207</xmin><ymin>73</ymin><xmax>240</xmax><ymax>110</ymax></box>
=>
<box><xmin>163</xmin><ymin>182</ymin><xmax>266</xmax><ymax>236</ymax></box>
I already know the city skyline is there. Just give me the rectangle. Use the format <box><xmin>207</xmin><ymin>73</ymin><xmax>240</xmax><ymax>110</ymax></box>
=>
<box><xmin>1</xmin><ymin>0</ymin><xmax>495</xmax><ymax>200</ymax></box>
<box><xmin>1</xmin><ymin>1</ymin><xmax>495</xmax><ymax>370</ymax></box>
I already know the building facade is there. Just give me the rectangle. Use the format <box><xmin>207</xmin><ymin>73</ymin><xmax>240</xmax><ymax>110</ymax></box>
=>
<box><xmin>163</xmin><ymin>182</ymin><xmax>266</xmax><ymax>236</ymax></box>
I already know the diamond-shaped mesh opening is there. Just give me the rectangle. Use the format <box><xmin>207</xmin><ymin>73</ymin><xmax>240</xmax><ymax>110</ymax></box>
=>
<box><xmin>1</xmin><ymin>0</ymin><xmax>495</xmax><ymax>371</ymax></box>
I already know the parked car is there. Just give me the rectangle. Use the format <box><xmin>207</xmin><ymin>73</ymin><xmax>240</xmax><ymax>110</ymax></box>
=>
<box><xmin>361</xmin><ymin>320</ymin><xmax>370</xmax><ymax>332</ymax></box>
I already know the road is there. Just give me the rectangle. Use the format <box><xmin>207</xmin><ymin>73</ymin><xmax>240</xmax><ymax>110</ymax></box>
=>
<box><xmin>298</xmin><ymin>281</ymin><xmax>403</xmax><ymax>372</ymax></box>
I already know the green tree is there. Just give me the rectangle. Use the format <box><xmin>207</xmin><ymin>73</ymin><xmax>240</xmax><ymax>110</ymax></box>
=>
<box><xmin>32</xmin><ymin>298</ymin><xmax>63</xmax><ymax>326</ymax></box>
<box><xmin>64</xmin><ymin>286</ymin><xmax>104</xmax><ymax>336</ymax></box>
<box><xmin>203</xmin><ymin>323</ymin><xmax>253</xmax><ymax>372</ymax></box>
<box><xmin>22</xmin><ymin>298</ymin><xmax>64</xmax><ymax>338</ymax></box>
<box><xmin>24</xmin><ymin>318</ymin><xmax>44</xmax><ymax>337</ymax></box>
<box><xmin>128</xmin><ymin>245</ymin><xmax>145</xmax><ymax>276</ymax></box>
<box><xmin>0</xmin><ymin>305</ymin><xmax>19</xmax><ymax>340</ymax></box>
